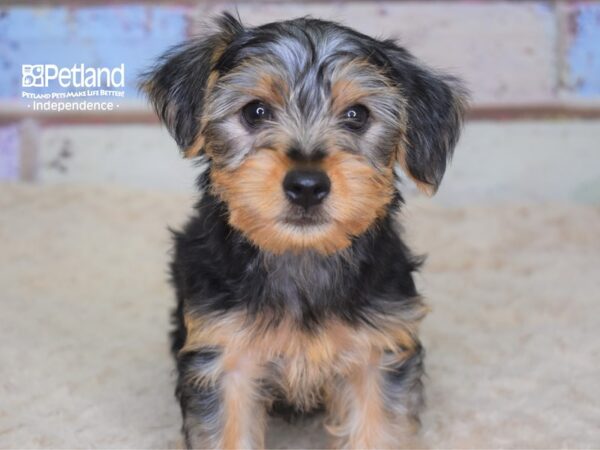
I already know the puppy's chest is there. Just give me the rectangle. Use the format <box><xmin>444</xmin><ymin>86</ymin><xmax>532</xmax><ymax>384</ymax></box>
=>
<box><xmin>184</xmin><ymin>311</ymin><xmax>387</xmax><ymax>405</ymax></box>
<box><xmin>183</xmin><ymin>255</ymin><xmax>418</xmax><ymax>406</ymax></box>
<box><xmin>227</xmin><ymin>317</ymin><xmax>377</xmax><ymax>408</ymax></box>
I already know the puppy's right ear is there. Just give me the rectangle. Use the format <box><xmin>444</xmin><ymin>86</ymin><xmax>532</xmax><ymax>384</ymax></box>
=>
<box><xmin>140</xmin><ymin>13</ymin><xmax>243</xmax><ymax>157</ymax></box>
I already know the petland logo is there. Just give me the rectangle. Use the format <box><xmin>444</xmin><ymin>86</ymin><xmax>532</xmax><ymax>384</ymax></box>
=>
<box><xmin>21</xmin><ymin>63</ymin><xmax>126</xmax><ymax>112</ymax></box>
<box><xmin>22</xmin><ymin>64</ymin><xmax>125</xmax><ymax>88</ymax></box>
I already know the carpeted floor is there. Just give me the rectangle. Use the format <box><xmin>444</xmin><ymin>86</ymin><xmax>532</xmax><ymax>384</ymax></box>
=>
<box><xmin>1</xmin><ymin>183</ymin><xmax>599</xmax><ymax>449</ymax></box>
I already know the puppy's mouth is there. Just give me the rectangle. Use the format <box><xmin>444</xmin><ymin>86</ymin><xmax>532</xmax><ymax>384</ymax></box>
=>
<box><xmin>280</xmin><ymin>206</ymin><xmax>329</xmax><ymax>227</ymax></box>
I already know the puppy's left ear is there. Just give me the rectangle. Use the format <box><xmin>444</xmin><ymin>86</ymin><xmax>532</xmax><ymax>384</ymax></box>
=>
<box><xmin>383</xmin><ymin>42</ymin><xmax>468</xmax><ymax>196</ymax></box>
<box><xmin>139</xmin><ymin>13</ymin><xmax>243</xmax><ymax>158</ymax></box>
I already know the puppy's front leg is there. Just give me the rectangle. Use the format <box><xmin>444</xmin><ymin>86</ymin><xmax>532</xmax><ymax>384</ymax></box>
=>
<box><xmin>177</xmin><ymin>349</ymin><xmax>267</xmax><ymax>449</ymax></box>
<box><xmin>326</xmin><ymin>346</ymin><xmax>425</xmax><ymax>449</ymax></box>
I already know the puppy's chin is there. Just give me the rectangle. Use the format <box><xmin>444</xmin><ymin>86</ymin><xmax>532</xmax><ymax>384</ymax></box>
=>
<box><xmin>281</xmin><ymin>217</ymin><xmax>328</xmax><ymax>228</ymax></box>
<box><xmin>266</xmin><ymin>220</ymin><xmax>351</xmax><ymax>255</ymax></box>
<box><xmin>234</xmin><ymin>204</ymin><xmax>357</xmax><ymax>254</ymax></box>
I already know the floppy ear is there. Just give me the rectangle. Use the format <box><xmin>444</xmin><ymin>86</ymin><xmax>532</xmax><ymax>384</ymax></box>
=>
<box><xmin>382</xmin><ymin>42</ymin><xmax>467</xmax><ymax>196</ymax></box>
<box><xmin>139</xmin><ymin>13</ymin><xmax>243</xmax><ymax>157</ymax></box>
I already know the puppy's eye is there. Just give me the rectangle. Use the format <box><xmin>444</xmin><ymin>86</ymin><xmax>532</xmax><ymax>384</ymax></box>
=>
<box><xmin>242</xmin><ymin>101</ymin><xmax>273</xmax><ymax>128</ymax></box>
<box><xmin>342</xmin><ymin>105</ymin><xmax>369</xmax><ymax>131</ymax></box>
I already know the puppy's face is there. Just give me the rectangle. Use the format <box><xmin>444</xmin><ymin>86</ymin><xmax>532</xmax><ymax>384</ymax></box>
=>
<box><xmin>143</xmin><ymin>14</ymin><xmax>466</xmax><ymax>255</ymax></box>
<box><xmin>204</xmin><ymin>45</ymin><xmax>402</xmax><ymax>255</ymax></box>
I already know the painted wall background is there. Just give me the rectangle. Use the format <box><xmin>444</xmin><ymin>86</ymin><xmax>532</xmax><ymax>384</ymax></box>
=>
<box><xmin>1</xmin><ymin>1</ymin><xmax>599</xmax><ymax>105</ymax></box>
<box><xmin>0</xmin><ymin>1</ymin><xmax>599</xmax><ymax>199</ymax></box>
<box><xmin>0</xmin><ymin>5</ymin><xmax>188</xmax><ymax>100</ymax></box>
<box><xmin>566</xmin><ymin>2</ymin><xmax>600</xmax><ymax>97</ymax></box>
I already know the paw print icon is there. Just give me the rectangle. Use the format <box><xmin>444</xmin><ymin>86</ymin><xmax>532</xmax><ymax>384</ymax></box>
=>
<box><xmin>22</xmin><ymin>65</ymin><xmax>45</xmax><ymax>87</ymax></box>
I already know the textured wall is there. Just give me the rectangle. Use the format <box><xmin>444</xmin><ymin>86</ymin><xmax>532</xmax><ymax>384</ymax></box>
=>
<box><xmin>1</xmin><ymin>1</ymin><xmax>600</xmax><ymax>188</ymax></box>
<box><xmin>565</xmin><ymin>2</ymin><xmax>600</xmax><ymax>97</ymax></box>
<box><xmin>0</xmin><ymin>5</ymin><xmax>188</xmax><ymax>100</ymax></box>
<box><xmin>0</xmin><ymin>1</ymin><xmax>599</xmax><ymax>107</ymax></box>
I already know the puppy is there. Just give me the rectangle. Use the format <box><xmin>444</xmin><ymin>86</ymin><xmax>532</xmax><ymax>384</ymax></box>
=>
<box><xmin>142</xmin><ymin>13</ymin><xmax>466</xmax><ymax>449</ymax></box>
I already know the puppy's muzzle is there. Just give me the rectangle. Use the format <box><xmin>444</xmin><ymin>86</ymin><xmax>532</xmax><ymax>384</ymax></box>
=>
<box><xmin>283</xmin><ymin>169</ymin><xmax>331</xmax><ymax>210</ymax></box>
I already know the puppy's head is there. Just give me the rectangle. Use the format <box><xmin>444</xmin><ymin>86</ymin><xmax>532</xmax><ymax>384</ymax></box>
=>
<box><xmin>142</xmin><ymin>13</ymin><xmax>467</xmax><ymax>255</ymax></box>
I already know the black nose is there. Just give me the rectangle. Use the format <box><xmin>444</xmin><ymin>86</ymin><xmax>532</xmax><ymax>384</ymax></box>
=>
<box><xmin>283</xmin><ymin>169</ymin><xmax>331</xmax><ymax>209</ymax></box>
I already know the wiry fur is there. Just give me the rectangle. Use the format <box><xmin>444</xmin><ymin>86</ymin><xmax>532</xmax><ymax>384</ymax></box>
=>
<box><xmin>141</xmin><ymin>13</ymin><xmax>466</xmax><ymax>449</ymax></box>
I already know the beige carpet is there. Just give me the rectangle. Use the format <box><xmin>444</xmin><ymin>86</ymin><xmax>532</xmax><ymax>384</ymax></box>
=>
<box><xmin>1</xmin><ymin>183</ymin><xmax>599</xmax><ymax>449</ymax></box>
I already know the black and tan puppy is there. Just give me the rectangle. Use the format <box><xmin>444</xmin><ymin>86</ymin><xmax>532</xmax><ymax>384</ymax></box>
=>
<box><xmin>142</xmin><ymin>13</ymin><xmax>466</xmax><ymax>449</ymax></box>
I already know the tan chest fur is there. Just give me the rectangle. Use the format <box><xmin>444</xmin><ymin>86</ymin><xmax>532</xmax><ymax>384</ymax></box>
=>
<box><xmin>182</xmin><ymin>310</ymin><xmax>420</xmax><ymax>410</ymax></box>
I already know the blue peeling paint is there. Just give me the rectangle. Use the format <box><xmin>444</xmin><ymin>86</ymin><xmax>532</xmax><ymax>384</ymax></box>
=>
<box><xmin>568</xmin><ymin>3</ymin><xmax>600</xmax><ymax>97</ymax></box>
<box><xmin>534</xmin><ymin>1</ymin><xmax>553</xmax><ymax>14</ymax></box>
<box><xmin>0</xmin><ymin>125</ymin><xmax>20</xmax><ymax>180</ymax></box>
<box><xmin>0</xmin><ymin>5</ymin><xmax>189</xmax><ymax>100</ymax></box>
